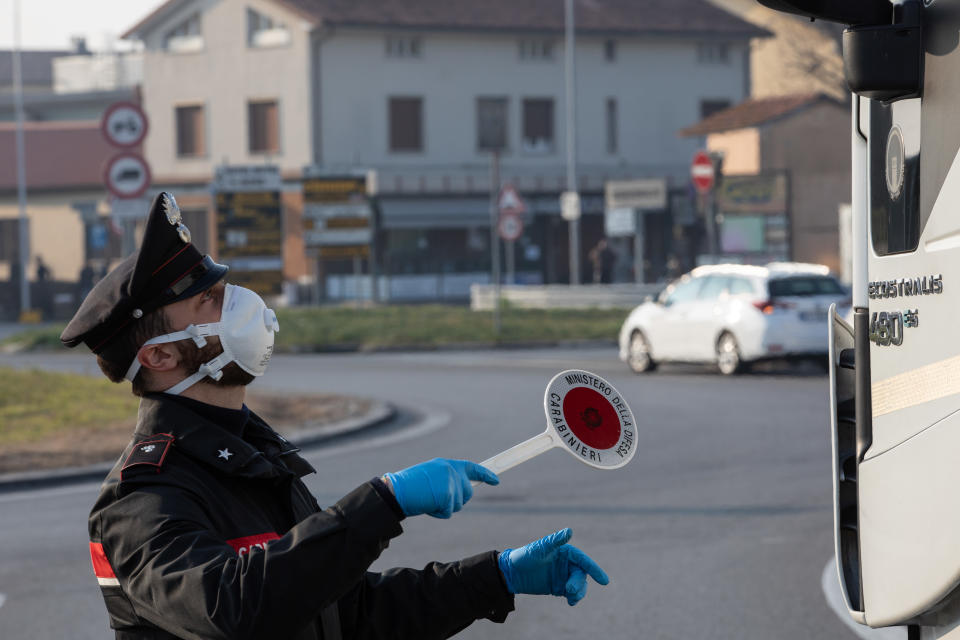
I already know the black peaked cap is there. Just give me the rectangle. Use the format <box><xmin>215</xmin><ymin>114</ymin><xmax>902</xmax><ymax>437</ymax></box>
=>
<box><xmin>60</xmin><ymin>192</ymin><xmax>228</xmax><ymax>354</ymax></box>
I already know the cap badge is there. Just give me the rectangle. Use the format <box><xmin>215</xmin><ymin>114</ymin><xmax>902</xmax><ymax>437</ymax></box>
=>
<box><xmin>218</xmin><ymin>448</ymin><xmax>233</xmax><ymax>461</ymax></box>
<box><xmin>131</xmin><ymin>308</ymin><xmax>143</xmax><ymax>319</ymax></box>
<box><xmin>163</xmin><ymin>194</ymin><xmax>182</xmax><ymax>225</ymax></box>
<box><xmin>177</xmin><ymin>223</ymin><xmax>192</xmax><ymax>244</ymax></box>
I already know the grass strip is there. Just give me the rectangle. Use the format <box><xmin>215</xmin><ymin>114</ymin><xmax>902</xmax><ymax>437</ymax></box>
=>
<box><xmin>1</xmin><ymin>305</ymin><xmax>628</xmax><ymax>353</ymax></box>
<box><xmin>0</xmin><ymin>367</ymin><xmax>138</xmax><ymax>445</ymax></box>
<box><xmin>275</xmin><ymin>305</ymin><xmax>627</xmax><ymax>351</ymax></box>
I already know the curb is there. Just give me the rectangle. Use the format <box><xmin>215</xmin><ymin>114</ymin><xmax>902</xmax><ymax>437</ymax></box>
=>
<box><xmin>0</xmin><ymin>400</ymin><xmax>396</xmax><ymax>493</ymax></box>
<box><xmin>2</xmin><ymin>339</ymin><xmax>618</xmax><ymax>357</ymax></box>
<box><xmin>281</xmin><ymin>339</ymin><xmax>618</xmax><ymax>354</ymax></box>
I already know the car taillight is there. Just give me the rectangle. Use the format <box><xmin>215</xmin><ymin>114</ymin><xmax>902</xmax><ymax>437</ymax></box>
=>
<box><xmin>752</xmin><ymin>300</ymin><xmax>794</xmax><ymax>314</ymax></box>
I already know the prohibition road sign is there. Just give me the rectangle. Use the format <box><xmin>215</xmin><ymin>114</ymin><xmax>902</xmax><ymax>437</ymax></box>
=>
<box><xmin>104</xmin><ymin>153</ymin><xmax>151</xmax><ymax>200</ymax></box>
<box><xmin>101</xmin><ymin>102</ymin><xmax>148</xmax><ymax>148</ymax></box>
<box><xmin>498</xmin><ymin>212</ymin><xmax>524</xmax><ymax>242</ymax></box>
<box><xmin>691</xmin><ymin>150</ymin><xmax>716</xmax><ymax>194</ymax></box>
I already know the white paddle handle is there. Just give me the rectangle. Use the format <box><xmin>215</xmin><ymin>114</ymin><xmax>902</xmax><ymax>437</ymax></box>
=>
<box><xmin>471</xmin><ymin>430</ymin><xmax>557</xmax><ymax>487</ymax></box>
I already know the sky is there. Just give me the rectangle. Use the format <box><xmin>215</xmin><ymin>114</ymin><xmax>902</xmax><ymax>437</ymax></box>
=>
<box><xmin>0</xmin><ymin>0</ymin><xmax>168</xmax><ymax>51</ymax></box>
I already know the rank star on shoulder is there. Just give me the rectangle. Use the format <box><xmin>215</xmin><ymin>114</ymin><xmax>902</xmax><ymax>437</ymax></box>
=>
<box><xmin>217</xmin><ymin>448</ymin><xmax>233</xmax><ymax>461</ymax></box>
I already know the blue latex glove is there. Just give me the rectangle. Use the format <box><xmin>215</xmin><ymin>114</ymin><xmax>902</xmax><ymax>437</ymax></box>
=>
<box><xmin>498</xmin><ymin>528</ymin><xmax>610</xmax><ymax>606</ymax></box>
<box><xmin>385</xmin><ymin>458</ymin><xmax>499</xmax><ymax>518</ymax></box>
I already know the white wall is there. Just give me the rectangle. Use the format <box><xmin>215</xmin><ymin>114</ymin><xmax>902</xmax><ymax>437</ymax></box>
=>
<box><xmin>141</xmin><ymin>0</ymin><xmax>313</xmax><ymax>179</ymax></box>
<box><xmin>318</xmin><ymin>30</ymin><xmax>748</xmax><ymax>183</ymax></box>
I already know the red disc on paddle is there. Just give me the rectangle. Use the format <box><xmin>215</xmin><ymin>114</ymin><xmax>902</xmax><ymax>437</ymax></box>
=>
<box><xmin>563</xmin><ymin>386</ymin><xmax>622</xmax><ymax>449</ymax></box>
<box><xmin>544</xmin><ymin>369</ymin><xmax>637</xmax><ymax>469</ymax></box>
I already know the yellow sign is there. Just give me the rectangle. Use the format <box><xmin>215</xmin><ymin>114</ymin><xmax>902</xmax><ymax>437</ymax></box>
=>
<box><xmin>717</xmin><ymin>173</ymin><xmax>788</xmax><ymax>214</ymax></box>
<box><xmin>319</xmin><ymin>245</ymin><xmax>370</xmax><ymax>260</ymax></box>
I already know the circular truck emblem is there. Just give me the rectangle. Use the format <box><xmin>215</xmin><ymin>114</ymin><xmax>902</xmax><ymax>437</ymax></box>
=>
<box><xmin>886</xmin><ymin>125</ymin><xmax>905</xmax><ymax>200</ymax></box>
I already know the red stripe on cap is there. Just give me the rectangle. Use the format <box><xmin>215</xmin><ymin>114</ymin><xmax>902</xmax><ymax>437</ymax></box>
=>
<box><xmin>166</xmin><ymin>257</ymin><xmax>205</xmax><ymax>291</ymax></box>
<box><xmin>151</xmin><ymin>244</ymin><xmax>191</xmax><ymax>276</ymax></box>
<box><xmin>89</xmin><ymin>542</ymin><xmax>116</xmax><ymax>579</ymax></box>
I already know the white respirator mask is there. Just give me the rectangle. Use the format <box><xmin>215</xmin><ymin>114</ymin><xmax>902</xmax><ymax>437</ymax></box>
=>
<box><xmin>124</xmin><ymin>284</ymin><xmax>280</xmax><ymax>395</ymax></box>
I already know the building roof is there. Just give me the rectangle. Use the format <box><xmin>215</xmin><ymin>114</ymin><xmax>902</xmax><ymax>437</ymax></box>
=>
<box><xmin>125</xmin><ymin>0</ymin><xmax>770</xmax><ymax>38</ymax></box>
<box><xmin>679</xmin><ymin>92</ymin><xmax>842</xmax><ymax>136</ymax></box>
<box><xmin>0</xmin><ymin>121</ymin><xmax>138</xmax><ymax>191</ymax></box>
<box><xmin>0</xmin><ymin>50</ymin><xmax>70</xmax><ymax>89</ymax></box>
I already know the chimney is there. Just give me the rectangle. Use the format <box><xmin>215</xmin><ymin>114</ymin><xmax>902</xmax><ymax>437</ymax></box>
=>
<box><xmin>70</xmin><ymin>36</ymin><xmax>90</xmax><ymax>55</ymax></box>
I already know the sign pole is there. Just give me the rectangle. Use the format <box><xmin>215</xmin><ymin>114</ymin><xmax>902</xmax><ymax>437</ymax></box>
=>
<box><xmin>12</xmin><ymin>0</ymin><xmax>30</xmax><ymax>316</ymax></box>
<box><xmin>489</xmin><ymin>151</ymin><xmax>501</xmax><ymax>335</ymax></box>
<box><xmin>506</xmin><ymin>239</ymin><xmax>515</xmax><ymax>285</ymax></box>
<box><xmin>633</xmin><ymin>209</ymin><xmax>644</xmax><ymax>284</ymax></box>
<box><xmin>564</xmin><ymin>0</ymin><xmax>580</xmax><ymax>285</ymax></box>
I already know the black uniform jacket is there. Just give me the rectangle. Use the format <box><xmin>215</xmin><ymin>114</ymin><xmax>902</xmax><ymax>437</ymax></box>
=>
<box><xmin>88</xmin><ymin>394</ymin><xmax>514</xmax><ymax>640</ymax></box>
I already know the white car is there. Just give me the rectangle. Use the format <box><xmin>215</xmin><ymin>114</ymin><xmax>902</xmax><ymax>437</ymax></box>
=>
<box><xmin>618</xmin><ymin>263</ymin><xmax>850</xmax><ymax>375</ymax></box>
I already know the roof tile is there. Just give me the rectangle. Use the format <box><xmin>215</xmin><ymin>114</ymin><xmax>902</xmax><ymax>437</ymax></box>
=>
<box><xmin>679</xmin><ymin>93</ymin><xmax>840</xmax><ymax>136</ymax></box>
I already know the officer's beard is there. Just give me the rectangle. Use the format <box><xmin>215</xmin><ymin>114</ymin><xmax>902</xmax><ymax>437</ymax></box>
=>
<box><xmin>175</xmin><ymin>336</ymin><xmax>256</xmax><ymax>387</ymax></box>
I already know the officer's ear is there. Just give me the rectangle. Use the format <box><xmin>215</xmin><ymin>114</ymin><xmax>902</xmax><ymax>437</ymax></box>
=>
<box><xmin>137</xmin><ymin>342</ymin><xmax>181</xmax><ymax>373</ymax></box>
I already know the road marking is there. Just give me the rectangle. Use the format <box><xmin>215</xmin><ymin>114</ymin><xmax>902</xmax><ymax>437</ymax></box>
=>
<box><xmin>0</xmin><ymin>481</ymin><xmax>102</xmax><ymax>504</ymax></box>
<box><xmin>820</xmin><ymin>558</ymin><xmax>904</xmax><ymax>639</ymax></box>
<box><xmin>0</xmin><ymin>592</ymin><xmax>6</xmax><ymax>609</ymax></box>
<box><xmin>303</xmin><ymin>408</ymin><xmax>451</xmax><ymax>462</ymax></box>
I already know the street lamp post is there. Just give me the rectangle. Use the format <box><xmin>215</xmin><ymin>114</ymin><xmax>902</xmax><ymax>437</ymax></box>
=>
<box><xmin>564</xmin><ymin>0</ymin><xmax>580</xmax><ymax>285</ymax></box>
<box><xmin>12</xmin><ymin>0</ymin><xmax>31</xmax><ymax>316</ymax></box>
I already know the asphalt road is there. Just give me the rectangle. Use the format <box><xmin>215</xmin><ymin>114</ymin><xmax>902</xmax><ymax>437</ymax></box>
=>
<box><xmin>0</xmin><ymin>348</ymin><xmax>858</xmax><ymax>639</ymax></box>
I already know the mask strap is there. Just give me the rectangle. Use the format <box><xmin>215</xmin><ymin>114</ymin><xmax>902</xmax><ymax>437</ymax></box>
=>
<box><xmin>163</xmin><ymin>352</ymin><xmax>232</xmax><ymax>395</ymax></box>
<box><xmin>123</xmin><ymin>322</ymin><xmax>222</xmax><ymax>382</ymax></box>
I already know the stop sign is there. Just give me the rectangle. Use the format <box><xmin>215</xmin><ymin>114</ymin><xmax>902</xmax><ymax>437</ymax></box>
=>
<box><xmin>691</xmin><ymin>150</ymin><xmax>715</xmax><ymax>194</ymax></box>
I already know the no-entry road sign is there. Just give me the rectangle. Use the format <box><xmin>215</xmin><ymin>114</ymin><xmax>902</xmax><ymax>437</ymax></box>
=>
<box><xmin>691</xmin><ymin>150</ymin><xmax>716</xmax><ymax>194</ymax></box>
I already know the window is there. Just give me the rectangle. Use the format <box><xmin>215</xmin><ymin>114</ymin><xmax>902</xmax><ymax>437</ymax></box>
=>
<box><xmin>0</xmin><ymin>219</ymin><xmax>20</xmax><ymax>261</ymax></box>
<box><xmin>697</xmin><ymin>42</ymin><xmax>730</xmax><ymax>64</ymax></box>
<box><xmin>729</xmin><ymin>277</ymin><xmax>755</xmax><ymax>295</ymax></box>
<box><xmin>248</xmin><ymin>100</ymin><xmax>279</xmax><ymax>154</ymax></box>
<box><xmin>477</xmin><ymin>97</ymin><xmax>508</xmax><ymax>152</ymax></box>
<box><xmin>247</xmin><ymin>8</ymin><xmax>289</xmax><ymax>48</ymax></box>
<box><xmin>518</xmin><ymin>39</ymin><xmax>555</xmax><ymax>61</ymax></box>
<box><xmin>386</xmin><ymin>36</ymin><xmax>422</xmax><ymax>58</ymax></box>
<box><xmin>662</xmin><ymin>276</ymin><xmax>703</xmax><ymax>306</ymax></box>
<box><xmin>522</xmin><ymin>98</ymin><xmax>554</xmax><ymax>154</ymax></box>
<box><xmin>175</xmin><ymin>105</ymin><xmax>205</xmax><ymax>157</ymax></box>
<box><xmin>604</xmin><ymin>39</ymin><xmax>617</xmax><ymax>62</ymax></box>
<box><xmin>870</xmin><ymin>98</ymin><xmax>920</xmax><ymax>255</ymax></box>
<box><xmin>605</xmin><ymin>98</ymin><xmax>618</xmax><ymax>155</ymax></box>
<box><xmin>698</xmin><ymin>276</ymin><xmax>730</xmax><ymax>300</ymax></box>
<box><xmin>700</xmin><ymin>99</ymin><xmax>731</xmax><ymax>120</ymax></box>
<box><xmin>768</xmin><ymin>276</ymin><xmax>845</xmax><ymax>297</ymax></box>
<box><xmin>164</xmin><ymin>13</ymin><xmax>203</xmax><ymax>52</ymax></box>
<box><xmin>389</xmin><ymin>97</ymin><xmax>423</xmax><ymax>152</ymax></box>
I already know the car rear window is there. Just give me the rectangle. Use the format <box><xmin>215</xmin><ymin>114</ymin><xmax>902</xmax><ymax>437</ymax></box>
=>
<box><xmin>768</xmin><ymin>276</ymin><xmax>844</xmax><ymax>297</ymax></box>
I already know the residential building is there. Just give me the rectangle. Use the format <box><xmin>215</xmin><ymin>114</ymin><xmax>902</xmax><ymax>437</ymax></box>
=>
<box><xmin>122</xmin><ymin>0</ymin><xmax>766</xmax><ymax>299</ymax></box>
<box><xmin>680</xmin><ymin>92</ymin><xmax>850</xmax><ymax>272</ymax></box>
<box><xmin>0</xmin><ymin>46</ymin><xmax>142</xmax><ymax>319</ymax></box>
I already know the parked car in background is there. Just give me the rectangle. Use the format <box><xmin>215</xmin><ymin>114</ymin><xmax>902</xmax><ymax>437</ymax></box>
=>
<box><xmin>618</xmin><ymin>263</ymin><xmax>850</xmax><ymax>375</ymax></box>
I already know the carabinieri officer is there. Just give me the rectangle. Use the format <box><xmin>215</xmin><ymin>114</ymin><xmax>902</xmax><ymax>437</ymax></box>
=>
<box><xmin>62</xmin><ymin>192</ymin><xmax>609</xmax><ymax>640</ymax></box>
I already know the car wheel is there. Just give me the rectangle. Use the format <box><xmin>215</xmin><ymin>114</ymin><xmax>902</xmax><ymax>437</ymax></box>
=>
<box><xmin>627</xmin><ymin>330</ymin><xmax>656</xmax><ymax>373</ymax></box>
<box><xmin>716</xmin><ymin>332</ymin><xmax>744</xmax><ymax>376</ymax></box>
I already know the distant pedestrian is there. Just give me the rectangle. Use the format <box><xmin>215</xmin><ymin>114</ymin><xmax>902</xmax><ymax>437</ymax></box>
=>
<box><xmin>35</xmin><ymin>255</ymin><xmax>50</xmax><ymax>282</ymax></box>
<box><xmin>589</xmin><ymin>239</ymin><xmax>615</xmax><ymax>284</ymax></box>
<box><xmin>78</xmin><ymin>262</ymin><xmax>95</xmax><ymax>301</ymax></box>
<box><xmin>34</xmin><ymin>255</ymin><xmax>51</xmax><ymax>319</ymax></box>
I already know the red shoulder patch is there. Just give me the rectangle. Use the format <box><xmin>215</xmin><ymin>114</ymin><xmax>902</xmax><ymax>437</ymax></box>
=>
<box><xmin>121</xmin><ymin>433</ymin><xmax>174</xmax><ymax>476</ymax></box>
